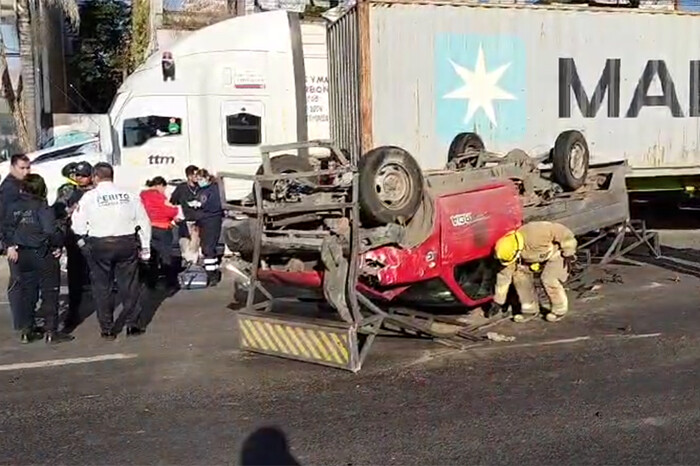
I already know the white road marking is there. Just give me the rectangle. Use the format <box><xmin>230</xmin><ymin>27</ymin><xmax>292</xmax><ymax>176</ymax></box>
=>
<box><xmin>0</xmin><ymin>353</ymin><xmax>138</xmax><ymax>372</ymax></box>
<box><xmin>603</xmin><ymin>332</ymin><xmax>662</xmax><ymax>340</ymax></box>
<box><xmin>539</xmin><ymin>336</ymin><xmax>592</xmax><ymax>345</ymax></box>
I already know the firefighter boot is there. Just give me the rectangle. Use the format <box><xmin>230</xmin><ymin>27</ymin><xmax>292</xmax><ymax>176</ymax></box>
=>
<box><xmin>542</xmin><ymin>254</ymin><xmax>569</xmax><ymax>323</ymax></box>
<box><xmin>511</xmin><ymin>268</ymin><xmax>540</xmax><ymax>323</ymax></box>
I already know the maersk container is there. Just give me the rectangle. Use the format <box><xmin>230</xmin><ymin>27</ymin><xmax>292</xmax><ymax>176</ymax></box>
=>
<box><xmin>327</xmin><ymin>1</ymin><xmax>700</xmax><ymax>190</ymax></box>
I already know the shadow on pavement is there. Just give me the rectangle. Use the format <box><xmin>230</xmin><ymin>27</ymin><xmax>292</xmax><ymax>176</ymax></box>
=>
<box><xmin>628</xmin><ymin>245</ymin><xmax>700</xmax><ymax>279</ymax></box>
<box><xmin>240</xmin><ymin>426</ymin><xmax>300</xmax><ymax>466</ymax></box>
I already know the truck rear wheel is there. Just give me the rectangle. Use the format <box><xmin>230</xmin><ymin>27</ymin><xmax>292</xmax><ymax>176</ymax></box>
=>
<box><xmin>359</xmin><ymin>146</ymin><xmax>424</xmax><ymax>226</ymax></box>
<box><xmin>447</xmin><ymin>132</ymin><xmax>485</xmax><ymax>169</ymax></box>
<box><xmin>552</xmin><ymin>130</ymin><xmax>589</xmax><ymax>191</ymax></box>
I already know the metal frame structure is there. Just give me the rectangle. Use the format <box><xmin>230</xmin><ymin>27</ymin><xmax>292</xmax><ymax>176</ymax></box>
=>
<box><xmin>219</xmin><ymin>140</ymin><xmax>494</xmax><ymax>372</ymax></box>
<box><xmin>575</xmin><ymin>219</ymin><xmax>661</xmax><ymax>270</ymax></box>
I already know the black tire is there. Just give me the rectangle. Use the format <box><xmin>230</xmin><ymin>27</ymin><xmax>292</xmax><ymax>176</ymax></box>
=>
<box><xmin>447</xmin><ymin>132</ymin><xmax>485</xmax><ymax>167</ymax></box>
<box><xmin>359</xmin><ymin>146</ymin><xmax>424</xmax><ymax>226</ymax></box>
<box><xmin>223</xmin><ymin>219</ymin><xmax>257</xmax><ymax>261</ymax></box>
<box><xmin>552</xmin><ymin>130</ymin><xmax>589</xmax><ymax>191</ymax></box>
<box><xmin>256</xmin><ymin>154</ymin><xmax>315</xmax><ymax>192</ymax></box>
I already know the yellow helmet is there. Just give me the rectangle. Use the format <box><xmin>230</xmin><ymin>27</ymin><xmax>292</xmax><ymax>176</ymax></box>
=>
<box><xmin>495</xmin><ymin>230</ymin><xmax>524</xmax><ymax>265</ymax></box>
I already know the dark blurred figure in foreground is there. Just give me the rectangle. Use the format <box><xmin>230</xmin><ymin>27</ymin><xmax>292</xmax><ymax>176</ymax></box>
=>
<box><xmin>240</xmin><ymin>427</ymin><xmax>300</xmax><ymax>466</ymax></box>
<box><xmin>3</xmin><ymin>174</ymin><xmax>73</xmax><ymax>344</ymax></box>
<box><xmin>54</xmin><ymin>161</ymin><xmax>94</xmax><ymax>331</ymax></box>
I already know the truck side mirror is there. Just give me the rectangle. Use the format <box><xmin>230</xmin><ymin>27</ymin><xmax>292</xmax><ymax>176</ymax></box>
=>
<box><xmin>162</xmin><ymin>51</ymin><xmax>175</xmax><ymax>82</ymax></box>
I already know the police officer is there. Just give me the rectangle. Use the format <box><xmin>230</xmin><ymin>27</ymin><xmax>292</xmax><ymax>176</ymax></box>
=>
<box><xmin>71</xmin><ymin>162</ymin><xmax>152</xmax><ymax>340</ymax></box>
<box><xmin>54</xmin><ymin>161</ymin><xmax>94</xmax><ymax>331</ymax></box>
<box><xmin>0</xmin><ymin>154</ymin><xmax>34</xmax><ymax>333</ymax></box>
<box><xmin>3</xmin><ymin>174</ymin><xmax>73</xmax><ymax>343</ymax></box>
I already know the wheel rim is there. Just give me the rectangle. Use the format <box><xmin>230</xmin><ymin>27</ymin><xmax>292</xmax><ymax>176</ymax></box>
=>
<box><xmin>569</xmin><ymin>142</ymin><xmax>587</xmax><ymax>179</ymax></box>
<box><xmin>374</xmin><ymin>163</ymin><xmax>412</xmax><ymax>210</ymax></box>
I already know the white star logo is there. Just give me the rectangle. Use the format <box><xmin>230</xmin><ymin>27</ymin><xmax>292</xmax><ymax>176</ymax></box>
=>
<box><xmin>443</xmin><ymin>44</ymin><xmax>516</xmax><ymax>127</ymax></box>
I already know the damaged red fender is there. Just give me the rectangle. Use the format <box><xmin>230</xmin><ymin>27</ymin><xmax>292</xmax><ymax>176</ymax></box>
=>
<box><xmin>362</xmin><ymin>181</ymin><xmax>522</xmax><ymax>306</ymax></box>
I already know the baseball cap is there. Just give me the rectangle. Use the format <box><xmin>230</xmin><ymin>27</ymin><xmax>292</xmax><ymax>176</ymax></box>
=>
<box><xmin>61</xmin><ymin>162</ymin><xmax>78</xmax><ymax>178</ymax></box>
<box><xmin>74</xmin><ymin>161</ymin><xmax>93</xmax><ymax>177</ymax></box>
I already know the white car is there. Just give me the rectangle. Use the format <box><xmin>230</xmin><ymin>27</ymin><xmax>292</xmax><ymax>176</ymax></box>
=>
<box><xmin>0</xmin><ymin>137</ymin><xmax>107</xmax><ymax>204</ymax></box>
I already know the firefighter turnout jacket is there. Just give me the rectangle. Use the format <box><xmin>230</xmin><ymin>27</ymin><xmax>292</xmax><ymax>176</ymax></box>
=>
<box><xmin>493</xmin><ymin>221</ymin><xmax>577</xmax><ymax>306</ymax></box>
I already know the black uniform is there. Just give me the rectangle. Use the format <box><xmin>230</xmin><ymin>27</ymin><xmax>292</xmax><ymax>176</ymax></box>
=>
<box><xmin>2</xmin><ymin>193</ymin><xmax>63</xmax><ymax>333</ymax></box>
<box><xmin>170</xmin><ymin>182</ymin><xmax>200</xmax><ymax>239</ymax></box>
<box><xmin>71</xmin><ymin>179</ymin><xmax>151</xmax><ymax>338</ymax></box>
<box><xmin>194</xmin><ymin>183</ymin><xmax>223</xmax><ymax>282</ymax></box>
<box><xmin>54</xmin><ymin>181</ymin><xmax>93</xmax><ymax>329</ymax></box>
<box><xmin>0</xmin><ymin>174</ymin><xmax>26</xmax><ymax>329</ymax></box>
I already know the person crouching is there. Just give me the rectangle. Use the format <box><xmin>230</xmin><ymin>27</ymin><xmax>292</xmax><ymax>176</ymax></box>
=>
<box><xmin>490</xmin><ymin>221</ymin><xmax>578</xmax><ymax>323</ymax></box>
<box><xmin>2</xmin><ymin>174</ymin><xmax>73</xmax><ymax>344</ymax></box>
<box><xmin>140</xmin><ymin>176</ymin><xmax>182</xmax><ymax>289</ymax></box>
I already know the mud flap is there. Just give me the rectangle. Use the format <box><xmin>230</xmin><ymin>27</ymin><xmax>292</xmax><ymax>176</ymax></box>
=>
<box><xmin>237</xmin><ymin>311</ymin><xmax>360</xmax><ymax>372</ymax></box>
<box><xmin>321</xmin><ymin>235</ymin><xmax>353</xmax><ymax>323</ymax></box>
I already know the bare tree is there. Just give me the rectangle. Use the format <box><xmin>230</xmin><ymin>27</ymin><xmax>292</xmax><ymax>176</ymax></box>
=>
<box><xmin>0</xmin><ymin>0</ymin><xmax>79</xmax><ymax>152</ymax></box>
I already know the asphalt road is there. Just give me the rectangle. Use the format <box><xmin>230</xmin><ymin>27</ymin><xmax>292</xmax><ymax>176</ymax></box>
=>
<box><xmin>1</xmin><ymin>210</ymin><xmax>700</xmax><ymax>465</ymax></box>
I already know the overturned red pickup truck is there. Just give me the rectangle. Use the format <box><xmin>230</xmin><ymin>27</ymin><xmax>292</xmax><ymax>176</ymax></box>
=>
<box><xmin>222</xmin><ymin>131</ymin><xmax>629</xmax><ymax>310</ymax></box>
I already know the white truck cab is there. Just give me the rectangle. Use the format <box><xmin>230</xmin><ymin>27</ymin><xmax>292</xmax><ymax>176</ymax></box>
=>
<box><xmin>0</xmin><ymin>11</ymin><xmax>326</xmax><ymax>202</ymax></box>
<box><xmin>108</xmin><ymin>10</ymin><xmax>318</xmax><ymax>200</ymax></box>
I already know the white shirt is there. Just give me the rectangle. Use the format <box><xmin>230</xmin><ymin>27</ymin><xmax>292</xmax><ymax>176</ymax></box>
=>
<box><xmin>71</xmin><ymin>181</ymin><xmax>152</xmax><ymax>248</ymax></box>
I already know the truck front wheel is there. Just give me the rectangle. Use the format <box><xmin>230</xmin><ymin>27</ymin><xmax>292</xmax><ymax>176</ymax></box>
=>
<box><xmin>359</xmin><ymin>146</ymin><xmax>424</xmax><ymax>226</ymax></box>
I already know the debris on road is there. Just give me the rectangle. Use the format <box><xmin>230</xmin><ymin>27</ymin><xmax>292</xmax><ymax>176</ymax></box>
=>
<box><xmin>486</xmin><ymin>332</ymin><xmax>516</xmax><ymax>343</ymax></box>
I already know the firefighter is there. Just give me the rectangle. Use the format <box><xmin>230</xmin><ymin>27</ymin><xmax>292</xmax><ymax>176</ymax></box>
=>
<box><xmin>54</xmin><ymin>161</ymin><xmax>94</xmax><ymax>331</ymax></box>
<box><xmin>490</xmin><ymin>221</ymin><xmax>578</xmax><ymax>323</ymax></box>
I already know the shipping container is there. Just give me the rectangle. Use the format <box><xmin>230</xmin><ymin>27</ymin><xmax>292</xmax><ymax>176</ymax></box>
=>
<box><xmin>328</xmin><ymin>1</ymin><xmax>700</xmax><ymax>191</ymax></box>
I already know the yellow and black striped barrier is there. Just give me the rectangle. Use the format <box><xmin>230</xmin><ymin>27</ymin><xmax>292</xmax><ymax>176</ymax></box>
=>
<box><xmin>237</xmin><ymin>311</ymin><xmax>360</xmax><ymax>372</ymax></box>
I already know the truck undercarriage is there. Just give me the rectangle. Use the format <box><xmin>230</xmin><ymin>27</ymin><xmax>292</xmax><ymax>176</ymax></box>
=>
<box><xmin>219</xmin><ymin>134</ymin><xmax>660</xmax><ymax>372</ymax></box>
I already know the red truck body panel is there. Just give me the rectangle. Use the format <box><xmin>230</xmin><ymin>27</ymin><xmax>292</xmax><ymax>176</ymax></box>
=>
<box><xmin>259</xmin><ymin>181</ymin><xmax>523</xmax><ymax>307</ymax></box>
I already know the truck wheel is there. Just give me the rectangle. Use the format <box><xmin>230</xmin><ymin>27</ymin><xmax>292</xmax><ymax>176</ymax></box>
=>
<box><xmin>447</xmin><ymin>132</ymin><xmax>485</xmax><ymax>169</ymax></box>
<box><xmin>359</xmin><ymin>146</ymin><xmax>424</xmax><ymax>226</ymax></box>
<box><xmin>256</xmin><ymin>154</ymin><xmax>315</xmax><ymax>192</ymax></box>
<box><xmin>223</xmin><ymin>219</ymin><xmax>256</xmax><ymax>261</ymax></box>
<box><xmin>553</xmin><ymin>130</ymin><xmax>589</xmax><ymax>191</ymax></box>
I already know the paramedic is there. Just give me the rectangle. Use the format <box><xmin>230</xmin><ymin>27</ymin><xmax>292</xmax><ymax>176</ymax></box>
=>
<box><xmin>489</xmin><ymin>221</ymin><xmax>577</xmax><ymax>323</ymax></box>
<box><xmin>140</xmin><ymin>176</ymin><xmax>182</xmax><ymax>289</ymax></box>
<box><xmin>3</xmin><ymin>174</ymin><xmax>72</xmax><ymax>344</ymax></box>
<box><xmin>170</xmin><ymin>165</ymin><xmax>201</xmax><ymax>263</ymax></box>
<box><xmin>54</xmin><ymin>161</ymin><xmax>94</xmax><ymax>330</ymax></box>
<box><xmin>192</xmin><ymin>168</ymin><xmax>223</xmax><ymax>285</ymax></box>
<box><xmin>71</xmin><ymin>162</ymin><xmax>152</xmax><ymax>340</ymax></box>
<box><xmin>0</xmin><ymin>154</ymin><xmax>32</xmax><ymax>332</ymax></box>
